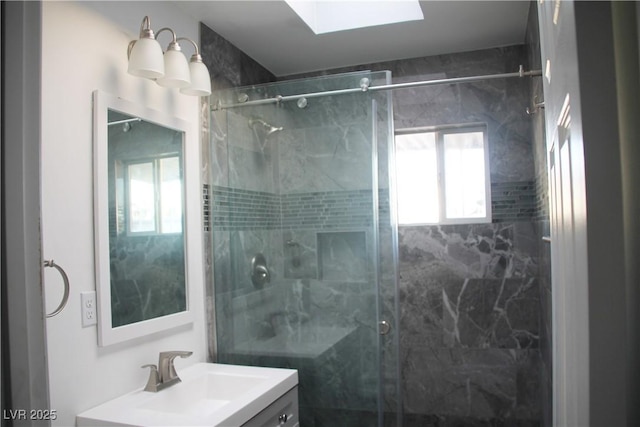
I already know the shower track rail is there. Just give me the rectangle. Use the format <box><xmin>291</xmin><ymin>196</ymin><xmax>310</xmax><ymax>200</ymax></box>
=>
<box><xmin>211</xmin><ymin>65</ymin><xmax>542</xmax><ymax>110</ymax></box>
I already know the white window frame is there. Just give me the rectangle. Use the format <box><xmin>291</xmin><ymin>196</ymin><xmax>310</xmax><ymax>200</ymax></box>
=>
<box><xmin>395</xmin><ymin>123</ymin><xmax>492</xmax><ymax>225</ymax></box>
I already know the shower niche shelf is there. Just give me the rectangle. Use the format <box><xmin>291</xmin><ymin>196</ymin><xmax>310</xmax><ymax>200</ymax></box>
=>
<box><xmin>317</xmin><ymin>231</ymin><xmax>367</xmax><ymax>283</ymax></box>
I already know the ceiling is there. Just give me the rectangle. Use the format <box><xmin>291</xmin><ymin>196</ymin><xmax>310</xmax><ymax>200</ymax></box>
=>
<box><xmin>176</xmin><ymin>1</ymin><xmax>531</xmax><ymax>77</ymax></box>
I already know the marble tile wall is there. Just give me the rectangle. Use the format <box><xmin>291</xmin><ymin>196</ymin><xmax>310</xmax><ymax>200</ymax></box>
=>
<box><xmin>398</xmin><ymin>47</ymin><xmax>542</xmax><ymax>426</ymax></box>
<box><xmin>387</xmin><ymin>44</ymin><xmax>543</xmax><ymax>422</ymax></box>
<box><xmin>286</xmin><ymin>46</ymin><xmax>537</xmax><ymax>185</ymax></box>
<box><xmin>289</xmin><ymin>44</ymin><xmax>546</xmax><ymax>425</ymax></box>
<box><xmin>200</xmin><ymin>23</ymin><xmax>276</xmax><ymax>90</ymax></box>
<box><xmin>398</xmin><ymin>223</ymin><xmax>541</xmax><ymax>424</ymax></box>
<box><xmin>201</xmin><ymin>13</ymin><xmax>550</xmax><ymax>426</ymax></box>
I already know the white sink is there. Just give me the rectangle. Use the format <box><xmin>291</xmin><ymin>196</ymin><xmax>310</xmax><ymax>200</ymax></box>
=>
<box><xmin>76</xmin><ymin>363</ymin><xmax>298</xmax><ymax>426</ymax></box>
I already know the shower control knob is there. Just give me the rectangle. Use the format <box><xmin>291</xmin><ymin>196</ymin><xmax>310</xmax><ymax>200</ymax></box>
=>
<box><xmin>278</xmin><ymin>413</ymin><xmax>288</xmax><ymax>424</ymax></box>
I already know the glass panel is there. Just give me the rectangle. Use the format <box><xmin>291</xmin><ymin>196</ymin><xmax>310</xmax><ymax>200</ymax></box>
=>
<box><xmin>210</xmin><ymin>70</ymin><xmax>399</xmax><ymax>427</ymax></box>
<box><xmin>443</xmin><ymin>131</ymin><xmax>486</xmax><ymax>218</ymax></box>
<box><xmin>395</xmin><ymin>132</ymin><xmax>439</xmax><ymax>224</ymax></box>
<box><xmin>128</xmin><ymin>161</ymin><xmax>155</xmax><ymax>233</ymax></box>
<box><xmin>159</xmin><ymin>156</ymin><xmax>182</xmax><ymax>233</ymax></box>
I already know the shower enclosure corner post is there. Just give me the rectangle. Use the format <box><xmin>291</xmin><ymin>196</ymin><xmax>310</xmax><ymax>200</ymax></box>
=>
<box><xmin>203</xmin><ymin>93</ymin><xmax>227</xmax><ymax>363</ymax></box>
<box><xmin>371</xmin><ymin>69</ymin><xmax>403</xmax><ymax>427</ymax></box>
<box><xmin>381</xmin><ymin>70</ymin><xmax>404</xmax><ymax>427</ymax></box>
<box><xmin>370</xmin><ymin>97</ymin><xmax>384</xmax><ymax>427</ymax></box>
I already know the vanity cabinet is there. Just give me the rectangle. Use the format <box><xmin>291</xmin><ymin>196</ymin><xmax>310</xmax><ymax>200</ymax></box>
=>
<box><xmin>242</xmin><ymin>386</ymin><xmax>298</xmax><ymax>427</ymax></box>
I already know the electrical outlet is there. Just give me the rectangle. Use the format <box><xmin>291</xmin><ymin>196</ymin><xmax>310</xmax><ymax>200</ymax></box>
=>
<box><xmin>81</xmin><ymin>291</ymin><xmax>97</xmax><ymax>327</ymax></box>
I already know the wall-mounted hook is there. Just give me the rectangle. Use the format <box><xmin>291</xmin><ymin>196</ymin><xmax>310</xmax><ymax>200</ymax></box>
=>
<box><xmin>526</xmin><ymin>96</ymin><xmax>545</xmax><ymax>115</ymax></box>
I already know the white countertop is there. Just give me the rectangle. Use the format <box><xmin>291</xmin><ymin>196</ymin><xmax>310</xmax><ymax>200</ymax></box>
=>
<box><xmin>76</xmin><ymin>363</ymin><xmax>298</xmax><ymax>427</ymax></box>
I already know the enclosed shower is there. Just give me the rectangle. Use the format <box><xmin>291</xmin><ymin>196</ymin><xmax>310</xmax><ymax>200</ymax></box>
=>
<box><xmin>207</xmin><ymin>47</ymin><xmax>548</xmax><ymax>425</ymax></box>
<box><xmin>208</xmin><ymin>71</ymin><xmax>401</xmax><ymax>426</ymax></box>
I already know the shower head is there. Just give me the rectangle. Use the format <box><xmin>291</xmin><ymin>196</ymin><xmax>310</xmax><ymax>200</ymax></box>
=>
<box><xmin>249</xmin><ymin>118</ymin><xmax>283</xmax><ymax>136</ymax></box>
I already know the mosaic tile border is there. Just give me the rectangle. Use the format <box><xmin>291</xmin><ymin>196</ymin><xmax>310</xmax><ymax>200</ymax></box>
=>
<box><xmin>211</xmin><ymin>186</ymin><xmax>280</xmax><ymax>230</ymax></box>
<box><xmin>212</xmin><ymin>181</ymin><xmax>544</xmax><ymax>231</ymax></box>
<box><xmin>282</xmin><ymin>190</ymin><xmax>374</xmax><ymax>230</ymax></box>
<box><xmin>491</xmin><ymin>181</ymin><xmax>537</xmax><ymax>222</ymax></box>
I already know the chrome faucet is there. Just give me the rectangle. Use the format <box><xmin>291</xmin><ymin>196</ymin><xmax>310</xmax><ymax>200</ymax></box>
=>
<box><xmin>141</xmin><ymin>351</ymin><xmax>193</xmax><ymax>392</ymax></box>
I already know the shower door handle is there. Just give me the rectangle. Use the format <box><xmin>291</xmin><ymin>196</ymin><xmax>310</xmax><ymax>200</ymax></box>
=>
<box><xmin>378</xmin><ymin>320</ymin><xmax>391</xmax><ymax>335</ymax></box>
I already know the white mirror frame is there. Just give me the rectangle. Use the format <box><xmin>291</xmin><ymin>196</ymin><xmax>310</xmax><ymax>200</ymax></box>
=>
<box><xmin>93</xmin><ymin>90</ymin><xmax>195</xmax><ymax>346</ymax></box>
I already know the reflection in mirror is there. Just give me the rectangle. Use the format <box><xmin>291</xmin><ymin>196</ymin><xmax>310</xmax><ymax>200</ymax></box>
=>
<box><xmin>107</xmin><ymin>110</ymin><xmax>186</xmax><ymax>327</ymax></box>
<box><xmin>94</xmin><ymin>90</ymin><xmax>194</xmax><ymax>346</ymax></box>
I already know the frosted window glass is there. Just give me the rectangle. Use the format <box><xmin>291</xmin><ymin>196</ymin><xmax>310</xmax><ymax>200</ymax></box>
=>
<box><xmin>395</xmin><ymin>126</ymin><xmax>490</xmax><ymax>225</ymax></box>
<box><xmin>128</xmin><ymin>162</ymin><xmax>156</xmax><ymax>233</ymax></box>
<box><xmin>395</xmin><ymin>132</ymin><xmax>438</xmax><ymax>224</ymax></box>
<box><xmin>444</xmin><ymin>132</ymin><xmax>486</xmax><ymax>218</ymax></box>
<box><xmin>159</xmin><ymin>157</ymin><xmax>183</xmax><ymax>233</ymax></box>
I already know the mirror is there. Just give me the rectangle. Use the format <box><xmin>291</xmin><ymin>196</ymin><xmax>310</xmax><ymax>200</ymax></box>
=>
<box><xmin>93</xmin><ymin>91</ymin><xmax>194</xmax><ymax>346</ymax></box>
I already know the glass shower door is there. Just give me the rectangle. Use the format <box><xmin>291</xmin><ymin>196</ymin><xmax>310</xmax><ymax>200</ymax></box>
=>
<box><xmin>210</xmin><ymin>71</ymin><xmax>398</xmax><ymax>427</ymax></box>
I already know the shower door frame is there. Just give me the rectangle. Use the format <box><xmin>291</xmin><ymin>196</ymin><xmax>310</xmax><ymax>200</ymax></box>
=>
<box><xmin>208</xmin><ymin>70</ymin><xmax>401</xmax><ymax>427</ymax></box>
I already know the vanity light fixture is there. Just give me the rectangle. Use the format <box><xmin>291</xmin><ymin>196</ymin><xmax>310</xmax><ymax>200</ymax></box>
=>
<box><xmin>128</xmin><ymin>16</ymin><xmax>211</xmax><ymax>96</ymax></box>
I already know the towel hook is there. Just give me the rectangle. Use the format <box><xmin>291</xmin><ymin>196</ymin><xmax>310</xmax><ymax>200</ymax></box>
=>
<box><xmin>526</xmin><ymin>95</ymin><xmax>545</xmax><ymax>115</ymax></box>
<box><xmin>43</xmin><ymin>259</ymin><xmax>70</xmax><ymax>318</ymax></box>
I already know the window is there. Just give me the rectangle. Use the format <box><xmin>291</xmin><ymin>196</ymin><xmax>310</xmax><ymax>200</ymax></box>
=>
<box><xmin>284</xmin><ymin>0</ymin><xmax>424</xmax><ymax>35</ymax></box>
<box><xmin>126</xmin><ymin>155</ymin><xmax>183</xmax><ymax>234</ymax></box>
<box><xmin>395</xmin><ymin>125</ymin><xmax>490</xmax><ymax>225</ymax></box>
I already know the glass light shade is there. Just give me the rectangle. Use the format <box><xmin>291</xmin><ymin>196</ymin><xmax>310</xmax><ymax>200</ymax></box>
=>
<box><xmin>156</xmin><ymin>49</ymin><xmax>191</xmax><ymax>88</ymax></box>
<box><xmin>180</xmin><ymin>60</ymin><xmax>211</xmax><ymax>96</ymax></box>
<box><xmin>128</xmin><ymin>38</ymin><xmax>165</xmax><ymax>79</ymax></box>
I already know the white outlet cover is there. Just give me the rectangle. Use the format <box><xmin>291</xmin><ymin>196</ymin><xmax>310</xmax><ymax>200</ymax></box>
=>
<box><xmin>81</xmin><ymin>291</ymin><xmax>97</xmax><ymax>327</ymax></box>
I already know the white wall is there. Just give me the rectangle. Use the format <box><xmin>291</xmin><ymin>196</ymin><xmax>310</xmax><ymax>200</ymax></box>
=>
<box><xmin>538</xmin><ymin>1</ymin><xmax>635</xmax><ymax>425</ymax></box>
<box><xmin>537</xmin><ymin>2</ymin><xmax>590</xmax><ymax>424</ymax></box>
<box><xmin>41</xmin><ymin>2</ymin><xmax>207</xmax><ymax>425</ymax></box>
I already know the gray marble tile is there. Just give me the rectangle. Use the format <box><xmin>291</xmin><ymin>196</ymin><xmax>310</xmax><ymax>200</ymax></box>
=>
<box><xmin>277</xmin><ymin>124</ymin><xmax>373</xmax><ymax>194</ymax></box>
<box><xmin>442</xmin><ymin>278</ymin><xmax>539</xmax><ymax>349</ymax></box>
<box><xmin>402</xmin><ymin>346</ymin><xmax>518</xmax><ymax>418</ymax></box>
<box><xmin>401</xmin><ymin>346</ymin><xmax>541</xmax><ymax>422</ymax></box>
<box><xmin>317</xmin><ymin>231</ymin><xmax>367</xmax><ymax>282</ymax></box>
<box><xmin>200</xmin><ymin>23</ymin><xmax>275</xmax><ymax>90</ymax></box>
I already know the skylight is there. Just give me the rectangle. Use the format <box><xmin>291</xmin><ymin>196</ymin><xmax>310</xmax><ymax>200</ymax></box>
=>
<box><xmin>285</xmin><ymin>0</ymin><xmax>424</xmax><ymax>35</ymax></box>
